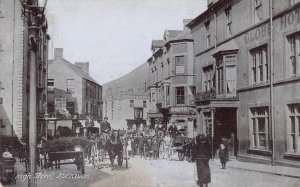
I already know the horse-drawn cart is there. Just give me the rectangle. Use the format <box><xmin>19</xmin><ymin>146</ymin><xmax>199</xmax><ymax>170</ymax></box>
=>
<box><xmin>48</xmin><ymin>151</ymin><xmax>85</xmax><ymax>174</ymax></box>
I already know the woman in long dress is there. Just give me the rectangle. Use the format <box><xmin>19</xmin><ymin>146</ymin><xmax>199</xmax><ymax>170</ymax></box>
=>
<box><xmin>193</xmin><ymin>134</ymin><xmax>211</xmax><ymax>187</ymax></box>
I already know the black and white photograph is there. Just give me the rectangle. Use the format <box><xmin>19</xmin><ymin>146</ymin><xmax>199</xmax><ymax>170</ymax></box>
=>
<box><xmin>0</xmin><ymin>0</ymin><xmax>300</xmax><ymax>186</ymax></box>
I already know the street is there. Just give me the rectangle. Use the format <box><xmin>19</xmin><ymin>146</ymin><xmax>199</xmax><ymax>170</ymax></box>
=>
<box><xmin>6</xmin><ymin>157</ymin><xmax>300</xmax><ymax>187</ymax></box>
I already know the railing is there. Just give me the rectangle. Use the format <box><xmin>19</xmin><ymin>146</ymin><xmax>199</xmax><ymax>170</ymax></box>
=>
<box><xmin>195</xmin><ymin>88</ymin><xmax>238</xmax><ymax>103</ymax></box>
<box><xmin>194</xmin><ymin>89</ymin><xmax>217</xmax><ymax>102</ymax></box>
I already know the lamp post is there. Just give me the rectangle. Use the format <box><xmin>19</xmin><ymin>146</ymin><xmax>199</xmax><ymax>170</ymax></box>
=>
<box><xmin>22</xmin><ymin>1</ymin><xmax>48</xmax><ymax>186</ymax></box>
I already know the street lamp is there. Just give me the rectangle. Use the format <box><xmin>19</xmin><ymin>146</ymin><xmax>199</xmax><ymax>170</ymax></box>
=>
<box><xmin>22</xmin><ymin>1</ymin><xmax>48</xmax><ymax>187</ymax></box>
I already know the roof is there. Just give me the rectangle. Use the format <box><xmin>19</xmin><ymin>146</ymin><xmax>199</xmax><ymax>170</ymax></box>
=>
<box><xmin>49</xmin><ymin>58</ymin><xmax>101</xmax><ymax>86</ymax></box>
<box><xmin>151</xmin><ymin>40</ymin><xmax>164</xmax><ymax>50</ymax></box>
<box><xmin>172</xmin><ymin>29</ymin><xmax>193</xmax><ymax>40</ymax></box>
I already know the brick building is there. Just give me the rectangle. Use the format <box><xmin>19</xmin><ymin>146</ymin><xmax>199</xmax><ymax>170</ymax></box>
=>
<box><xmin>188</xmin><ymin>0</ymin><xmax>300</xmax><ymax>167</ymax></box>
<box><xmin>147</xmin><ymin>20</ymin><xmax>196</xmax><ymax>137</ymax></box>
<box><xmin>0</xmin><ymin>0</ymin><xmax>49</xmax><ymax>143</ymax></box>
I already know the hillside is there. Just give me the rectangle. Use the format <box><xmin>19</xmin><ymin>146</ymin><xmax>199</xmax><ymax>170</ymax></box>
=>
<box><xmin>103</xmin><ymin>62</ymin><xmax>149</xmax><ymax>99</ymax></box>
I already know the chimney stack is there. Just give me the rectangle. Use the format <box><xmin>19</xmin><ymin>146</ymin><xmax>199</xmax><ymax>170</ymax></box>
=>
<box><xmin>54</xmin><ymin>48</ymin><xmax>63</xmax><ymax>58</ymax></box>
<box><xmin>75</xmin><ymin>62</ymin><xmax>89</xmax><ymax>75</ymax></box>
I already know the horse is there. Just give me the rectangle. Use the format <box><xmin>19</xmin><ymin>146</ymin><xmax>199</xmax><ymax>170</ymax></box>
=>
<box><xmin>104</xmin><ymin>130</ymin><xmax>124</xmax><ymax>170</ymax></box>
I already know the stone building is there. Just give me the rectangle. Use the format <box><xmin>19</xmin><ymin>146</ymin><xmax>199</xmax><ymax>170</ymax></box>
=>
<box><xmin>104</xmin><ymin>89</ymin><xmax>149</xmax><ymax>130</ymax></box>
<box><xmin>147</xmin><ymin>20</ymin><xmax>196</xmax><ymax>137</ymax></box>
<box><xmin>0</xmin><ymin>0</ymin><xmax>49</xmax><ymax>144</ymax></box>
<box><xmin>188</xmin><ymin>0</ymin><xmax>300</xmax><ymax>167</ymax></box>
<box><xmin>47</xmin><ymin>48</ymin><xmax>102</xmax><ymax>132</ymax></box>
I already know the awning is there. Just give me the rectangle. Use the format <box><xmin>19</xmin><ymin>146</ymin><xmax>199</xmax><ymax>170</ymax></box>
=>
<box><xmin>147</xmin><ymin>113</ymin><xmax>163</xmax><ymax>118</ymax></box>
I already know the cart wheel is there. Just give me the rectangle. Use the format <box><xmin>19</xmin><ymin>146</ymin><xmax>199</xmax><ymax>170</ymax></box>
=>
<box><xmin>178</xmin><ymin>150</ymin><xmax>184</xmax><ymax>161</ymax></box>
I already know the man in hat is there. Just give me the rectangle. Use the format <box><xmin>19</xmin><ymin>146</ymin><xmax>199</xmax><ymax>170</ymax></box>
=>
<box><xmin>101</xmin><ymin>117</ymin><xmax>111</xmax><ymax>134</ymax></box>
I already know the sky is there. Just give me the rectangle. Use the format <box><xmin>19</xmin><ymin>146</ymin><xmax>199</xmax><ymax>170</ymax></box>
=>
<box><xmin>46</xmin><ymin>0</ymin><xmax>207</xmax><ymax>85</ymax></box>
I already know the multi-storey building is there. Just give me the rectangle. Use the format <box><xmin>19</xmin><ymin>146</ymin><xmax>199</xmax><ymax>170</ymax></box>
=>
<box><xmin>0</xmin><ymin>0</ymin><xmax>49</xmax><ymax>145</ymax></box>
<box><xmin>47</xmin><ymin>48</ymin><xmax>102</xmax><ymax>133</ymax></box>
<box><xmin>104</xmin><ymin>89</ymin><xmax>149</xmax><ymax>130</ymax></box>
<box><xmin>188</xmin><ymin>0</ymin><xmax>300</xmax><ymax>167</ymax></box>
<box><xmin>147</xmin><ymin>20</ymin><xmax>196</xmax><ymax>137</ymax></box>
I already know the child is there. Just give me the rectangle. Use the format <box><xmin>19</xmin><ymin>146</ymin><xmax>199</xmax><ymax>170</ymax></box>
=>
<box><xmin>219</xmin><ymin>143</ymin><xmax>228</xmax><ymax>169</ymax></box>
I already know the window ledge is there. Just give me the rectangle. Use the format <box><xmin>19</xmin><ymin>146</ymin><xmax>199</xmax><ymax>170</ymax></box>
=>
<box><xmin>247</xmin><ymin>149</ymin><xmax>272</xmax><ymax>156</ymax></box>
<box><xmin>284</xmin><ymin>153</ymin><xmax>300</xmax><ymax>161</ymax></box>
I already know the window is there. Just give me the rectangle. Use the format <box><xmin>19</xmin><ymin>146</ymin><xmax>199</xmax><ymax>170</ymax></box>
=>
<box><xmin>111</xmin><ymin>110</ymin><xmax>114</xmax><ymax>119</ymax></box>
<box><xmin>134</xmin><ymin>108</ymin><xmax>143</xmax><ymax>119</ymax></box>
<box><xmin>0</xmin><ymin>119</ymin><xmax>4</xmax><ymax>128</ymax></box>
<box><xmin>205</xmin><ymin>22</ymin><xmax>211</xmax><ymax>48</ymax></box>
<box><xmin>203</xmin><ymin>65</ymin><xmax>214</xmax><ymax>91</ymax></box>
<box><xmin>111</xmin><ymin>101</ymin><xmax>114</xmax><ymax>109</ymax></box>
<box><xmin>204</xmin><ymin>112</ymin><xmax>212</xmax><ymax>136</ymax></box>
<box><xmin>250</xmin><ymin>107</ymin><xmax>270</xmax><ymax>150</ymax></box>
<box><xmin>130</xmin><ymin>100</ymin><xmax>134</xmax><ymax>107</ymax></box>
<box><xmin>250</xmin><ymin>45</ymin><xmax>268</xmax><ymax>84</ymax></box>
<box><xmin>175</xmin><ymin>56</ymin><xmax>185</xmax><ymax>74</ymax></box>
<box><xmin>176</xmin><ymin>87</ymin><xmax>185</xmax><ymax>105</ymax></box>
<box><xmin>143</xmin><ymin>101</ymin><xmax>147</xmax><ymax>108</ymax></box>
<box><xmin>225</xmin><ymin>7</ymin><xmax>232</xmax><ymax>36</ymax></box>
<box><xmin>66</xmin><ymin>102</ymin><xmax>75</xmax><ymax>115</ymax></box>
<box><xmin>287</xmin><ymin>104</ymin><xmax>300</xmax><ymax>153</ymax></box>
<box><xmin>47</xmin><ymin>79</ymin><xmax>54</xmax><ymax>92</ymax></box>
<box><xmin>216</xmin><ymin>58</ymin><xmax>224</xmax><ymax>95</ymax></box>
<box><xmin>287</xmin><ymin>33</ymin><xmax>300</xmax><ymax>76</ymax></box>
<box><xmin>66</xmin><ymin>79</ymin><xmax>75</xmax><ymax>93</ymax></box>
<box><xmin>254</xmin><ymin>0</ymin><xmax>262</xmax><ymax>24</ymax></box>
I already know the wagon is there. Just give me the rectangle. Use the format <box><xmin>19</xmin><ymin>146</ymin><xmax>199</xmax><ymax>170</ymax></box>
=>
<box><xmin>47</xmin><ymin>151</ymin><xmax>85</xmax><ymax>174</ymax></box>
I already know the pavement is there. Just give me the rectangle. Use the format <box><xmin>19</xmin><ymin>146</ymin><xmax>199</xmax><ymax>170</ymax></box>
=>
<box><xmin>209</xmin><ymin>158</ymin><xmax>300</xmax><ymax>179</ymax></box>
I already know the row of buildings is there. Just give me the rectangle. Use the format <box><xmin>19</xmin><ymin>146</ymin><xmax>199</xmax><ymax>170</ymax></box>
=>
<box><xmin>0</xmin><ymin>0</ymin><xmax>102</xmax><ymax>146</ymax></box>
<box><xmin>146</xmin><ymin>0</ymin><xmax>300</xmax><ymax>167</ymax></box>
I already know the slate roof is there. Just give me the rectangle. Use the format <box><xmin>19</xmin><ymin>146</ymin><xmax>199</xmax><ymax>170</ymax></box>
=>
<box><xmin>172</xmin><ymin>29</ymin><xmax>193</xmax><ymax>40</ymax></box>
<box><xmin>151</xmin><ymin>40</ymin><xmax>164</xmax><ymax>49</ymax></box>
<box><xmin>49</xmin><ymin>58</ymin><xmax>100</xmax><ymax>86</ymax></box>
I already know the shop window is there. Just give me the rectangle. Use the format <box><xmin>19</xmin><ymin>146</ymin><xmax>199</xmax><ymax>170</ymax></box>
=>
<box><xmin>287</xmin><ymin>33</ymin><xmax>300</xmax><ymax>76</ymax></box>
<box><xmin>176</xmin><ymin>87</ymin><xmax>185</xmax><ymax>105</ymax></box>
<box><xmin>250</xmin><ymin>107</ymin><xmax>270</xmax><ymax>150</ymax></box>
<box><xmin>175</xmin><ymin>56</ymin><xmax>185</xmax><ymax>74</ymax></box>
<box><xmin>250</xmin><ymin>45</ymin><xmax>268</xmax><ymax>84</ymax></box>
<box><xmin>66</xmin><ymin>79</ymin><xmax>75</xmax><ymax>93</ymax></box>
<box><xmin>287</xmin><ymin>104</ymin><xmax>300</xmax><ymax>154</ymax></box>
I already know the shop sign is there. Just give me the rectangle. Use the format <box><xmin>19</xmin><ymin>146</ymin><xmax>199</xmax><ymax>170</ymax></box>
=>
<box><xmin>55</xmin><ymin>98</ymin><xmax>66</xmax><ymax>110</ymax></box>
<box><xmin>122</xmin><ymin>94</ymin><xmax>148</xmax><ymax>100</ymax></box>
<box><xmin>280</xmin><ymin>8</ymin><xmax>300</xmax><ymax>29</ymax></box>
<box><xmin>171</xmin><ymin>107</ymin><xmax>189</xmax><ymax>113</ymax></box>
<box><xmin>244</xmin><ymin>23</ymin><xmax>270</xmax><ymax>44</ymax></box>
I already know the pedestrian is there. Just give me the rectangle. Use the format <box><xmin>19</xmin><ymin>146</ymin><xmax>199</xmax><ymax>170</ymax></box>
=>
<box><xmin>168</xmin><ymin>122</ymin><xmax>178</xmax><ymax>145</ymax></box>
<box><xmin>127</xmin><ymin>138</ymin><xmax>132</xmax><ymax>158</ymax></box>
<box><xmin>193</xmin><ymin>134</ymin><xmax>211</xmax><ymax>187</ymax></box>
<box><xmin>219</xmin><ymin>143</ymin><xmax>228</xmax><ymax>169</ymax></box>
